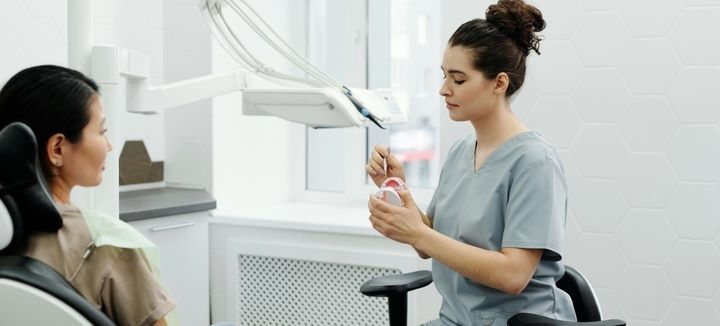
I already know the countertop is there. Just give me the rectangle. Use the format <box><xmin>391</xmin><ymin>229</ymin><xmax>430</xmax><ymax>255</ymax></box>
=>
<box><xmin>119</xmin><ymin>187</ymin><xmax>216</xmax><ymax>222</ymax></box>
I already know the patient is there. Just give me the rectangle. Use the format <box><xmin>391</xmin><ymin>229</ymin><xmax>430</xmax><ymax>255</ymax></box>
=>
<box><xmin>0</xmin><ymin>65</ymin><xmax>174</xmax><ymax>326</ymax></box>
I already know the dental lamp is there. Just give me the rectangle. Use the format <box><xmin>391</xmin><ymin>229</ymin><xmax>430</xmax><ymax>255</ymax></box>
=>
<box><xmin>83</xmin><ymin>0</ymin><xmax>406</xmax><ymax>217</ymax></box>
<box><xmin>114</xmin><ymin>0</ymin><xmax>407</xmax><ymax>129</ymax></box>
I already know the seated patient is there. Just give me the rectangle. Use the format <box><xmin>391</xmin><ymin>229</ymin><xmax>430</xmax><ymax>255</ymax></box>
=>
<box><xmin>0</xmin><ymin>65</ymin><xmax>175</xmax><ymax>326</ymax></box>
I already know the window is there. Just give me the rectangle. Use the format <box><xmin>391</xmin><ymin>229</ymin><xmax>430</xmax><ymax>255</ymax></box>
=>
<box><xmin>367</xmin><ymin>0</ymin><xmax>441</xmax><ymax>189</ymax></box>
<box><xmin>303</xmin><ymin>0</ymin><xmax>441</xmax><ymax>203</ymax></box>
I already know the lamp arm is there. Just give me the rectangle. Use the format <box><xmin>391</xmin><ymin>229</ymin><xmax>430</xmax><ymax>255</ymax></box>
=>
<box><xmin>125</xmin><ymin>70</ymin><xmax>247</xmax><ymax>115</ymax></box>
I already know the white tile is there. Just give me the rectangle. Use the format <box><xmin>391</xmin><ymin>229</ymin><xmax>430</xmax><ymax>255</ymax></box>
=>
<box><xmin>614</xmin><ymin>265</ymin><xmax>674</xmax><ymax>321</ymax></box>
<box><xmin>527</xmin><ymin>96</ymin><xmax>582</xmax><ymax>150</ymax></box>
<box><xmin>572</xmin><ymin>12</ymin><xmax>631</xmax><ymax>67</ymax></box>
<box><xmin>532</xmin><ymin>41</ymin><xmax>584</xmax><ymax>95</ymax></box>
<box><xmin>571</xmin><ymin>69</ymin><xmax>630</xmax><ymax>122</ymax></box>
<box><xmin>571</xmin><ymin>179</ymin><xmax>628</xmax><ymax>233</ymax></box>
<box><xmin>682</xmin><ymin>0</ymin><xmax>720</xmax><ymax>5</ymax></box>
<box><xmin>627</xmin><ymin>321</ymin><xmax>660</xmax><ymax>326</ymax></box>
<box><xmin>664</xmin><ymin>241</ymin><xmax>720</xmax><ymax>297</ymax></box>
<box><xmin>620</xmin><ymin>0</ymin><xmax>683</xmax><ymax>37</ymax></box>
<box><xmin>616</xmin><ymin>154</ymin><xmax>678</xmax><ymax>208</ymax></box>
<box><xmin>0</xmin><ymin>41</ymin><xmax>30</xmax><ymax>85</ymax></box>
<box><xmin>563</xmin><ymin>209</ymin><xmax>581</xmax><ymax>256</ymax></box>
<box><xmin>661</xmin><ymin>298</ymin><xmax>720</xmax><ymax>326</ymax></box>
<box><xmin>666</xmin><ymin>126</ymin><xmax>720</xmax><ymax>182</ymax></box>
<box><xmin>511</xmin><ymin>76</ymin><xmax>539</xmax><ymax>122</ymax></box>
<box><xmin>669</xmin><ymin>8</ymin><xmax>720</xmax><ymax>65</ymax></box>
<box><xmin>581</xmin><ymin>0</ymin><xmax>620</xmax><ymax>11</ymax></box>
<box><xmin>593</xmin><ymin>289</ymin><xmax>626</xmax><ymax>321</ymax></box>
<box><xmin>568</xmin><ymin>234</ymin><xmax>626</xmax><ymax>288</ymax></box>
<box><xmin>571</xmin><ymin>125</ymin><xmax>629</xmax><ymax>178</ymax></box>
<box><xmin>619</xmin><ymin>39</ymin><xmax>681</xmax><ymax>95</ymax></box>
<box><xmin>557</xmin><ymin>150</ymin><xmax>581</xmax><ymax>195</ymax></box>
<box><xmin>668</xmin><ymin>68</ymin><xmax>720</xmax><ymax>124</ymax></box>
<box><xmin>615</xmin><ymin>209</ymin><xmax>677</xmax><ymax>264</ymax></box>
<box><xmin>535</xmin><ymin>0</ymin><xmax>584</xmax><ymax>41</ymax></box>
<box><xmin>665</xmin><ymin>183</ymin><xmax>720</xmax><ymax>240</ymax></box>
<box><xmin>714</xmin><ymin>288</ymin><xmax>720</xmax><ymax>318</ymax></box>
<box><xmin>618</xmin><ymin>97</ymin><xmax>680</xmax><ymax>152</ymax></box>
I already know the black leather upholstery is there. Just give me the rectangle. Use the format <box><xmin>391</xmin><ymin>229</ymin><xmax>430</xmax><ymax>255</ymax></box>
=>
<box><xmin>508</xmin><ymin>313</ymin><xmax>626</xmax><ymax>326</ymax></box>
<box><xmin>360</xmin><ymin>270</ymin><xmax>432</xmax><ymax>297</ymax></box>
<box><xmin>0</xmin><ymin>122</ymin><xmax>115</xmax><ymax>325</ymax></box>
<box><xmin>0</xmin><ymin>122</ymin><xmax>62</xmax><ymax>255</ymax></box>
<box><xmin>0</xmin><ymin>256</ymin><xmax>115</xmax><ymax>326</ymax></box>
<box><xmin>362</xmin><ymin>265</ymin><xmax>627</xmax><ymax>326</ymax></box>
<box><xmin>557</xmin><ymin>266</ymin><xmax>601</xmax><ymax>322</ymax></box>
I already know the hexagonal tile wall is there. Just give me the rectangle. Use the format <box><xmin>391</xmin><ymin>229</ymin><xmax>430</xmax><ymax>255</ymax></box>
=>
<box><xmin>572</xmin><ymin>12</ymin><xmax>631</xmax><ymax>67</ymax></box>
<box><xmin>581</xmin><ymin>0</ymin><xmax>620</xmax><ymax>11</ymax></box>
<box><xmin>618</xmin><ymin>97</ymin><xmax>679</xmax><ymax>152</ymax></box>
<box><xmin>539</xmin><ymin>0</ymin><xmax>584</xmax><ymax>40</ymax></box>
<box><xmin>619</xmin><ymin>39</ymin><xmax>681</xmax><ymax>95</ymax></box>
<box><xmin>665</xmin><ymin>183</ymin><xmax>720</xmax><ymax>240</ymax></box>
<box><xmin>662</xmin><ymin>298</ymin><xmax>720</xmax><ymax>326</ymax></box>
<box><xmin>668</xmin><ymin>68</ymin><xmax>720</xmax><ymax>124</ymax></box>
<box><xmin>620</xmin><ymin>0</ymin><xmax>682</xmax><ymax>37</ymax></box>
<box><xmin>527</xmin><ymin>96</ymin><xmax>582</xmax><ymax>149</ymax></box>
<box><xmin>571</xmin><ymin>179</ymin><xmax>628</xmax><ymax>234</ymax></box>
<box><xmin>567</xmin><ymin>234</ymin><xmax>627</xmax><ymax>288</ymax></box>
<box><xmin>571</xmin><ymin>68</ymin><xmax>630</xmax><ymax>122</ymax></box>
<box><xmin>571</xmin><ymin>125</ymin><xmax>630</xmax><ymax>178</ymax></box>
<box><xmin>614</xmin><ymin>265</ymin><xmax>674</xmax><ymax>321</ymax></box>
<box><xmin>532</xmin><ymin>41</ymin><xmax>583</xmax><ymax>95</ymax></box>
<box><xmin>616</xmin><ymin>154</ymin><xmax>677</xmax><ymax>208</ymax></box>
<box><xmin>616</xmin><ymin>209</ymin><xmax>676</xmax><ymax>265</ymax></box>
<box><xmin>669</xmin><ymin>8</ymin><xmax>720</xmax><ymax>65</ymax></box>
<box><xmin>664</xmin><ymin>241</ymin><xmax>720</xmax><ymax>297</ymax></box>
<box><xmin>666</xmin><ymin>125</ymin><xmax>720</xmax><ymax>182</ymax></box>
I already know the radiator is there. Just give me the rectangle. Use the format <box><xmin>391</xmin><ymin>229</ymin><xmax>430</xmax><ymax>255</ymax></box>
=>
<box><xmin>236</xmin><ymin>254</ymin><xmax>400</xmax><ymax>325</ymax></box>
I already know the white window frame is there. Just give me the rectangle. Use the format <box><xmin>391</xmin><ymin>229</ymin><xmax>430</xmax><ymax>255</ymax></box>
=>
<box><xmin>292</xmin><ymin>0</ymin><xmax>437</xmax><ymax>208</ymax></box>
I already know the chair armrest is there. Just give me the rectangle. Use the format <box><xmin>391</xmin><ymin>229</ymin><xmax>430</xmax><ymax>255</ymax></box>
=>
<box><xmin>360</xmin><ymin>270</ymin><xmax>433</xmax><ymax>297</ymax></box>
<box><xmin>508</xmin><ymin>313</ymin><xmax>626</xmax><ymax>326</ymax></box>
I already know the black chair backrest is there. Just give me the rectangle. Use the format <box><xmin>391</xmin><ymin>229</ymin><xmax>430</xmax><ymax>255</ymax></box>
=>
<box><xmin>0</xmin><ymin>122</ymin><xmax>115</xmax><ymax>325</ymax></box>
<box><xmin>556</xmin><ymin>265</ymin><xmax>602</xmax><ymax>322</ymax></box>
<box><xmin>0</xmin><ymin>122</ymin><xmax>62</xmax><ymax>255</ymax></box>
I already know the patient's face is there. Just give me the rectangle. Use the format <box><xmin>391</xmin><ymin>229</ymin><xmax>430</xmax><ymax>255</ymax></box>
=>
<box><xmin>60</xmin><ymin>96</ymin><xmax>112</xmax><ymax>187</ymax></box>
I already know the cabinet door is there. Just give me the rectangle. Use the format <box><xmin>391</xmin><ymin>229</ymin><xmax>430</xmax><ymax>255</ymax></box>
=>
<box><xmin>129</xmin><ymin>212</ymin><xmax>209</xmax><ymax>326</ymax></box>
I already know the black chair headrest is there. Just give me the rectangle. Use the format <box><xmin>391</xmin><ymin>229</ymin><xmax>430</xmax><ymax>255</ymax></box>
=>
<box><xmin>0</xmin><ymin>122</ymin><xmax>62</xmax><ymax>254</ymax></box>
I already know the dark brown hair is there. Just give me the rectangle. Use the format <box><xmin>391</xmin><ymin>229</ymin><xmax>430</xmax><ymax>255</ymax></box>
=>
<box><xmin>448</xmin><ymin>0</ymin><xmax>545</xmax><ymax>96</ymax></box>
<box><xmin>0</xmin><ymin>65</ymin><xmax>99</xmax><ymax>180</ymax></box>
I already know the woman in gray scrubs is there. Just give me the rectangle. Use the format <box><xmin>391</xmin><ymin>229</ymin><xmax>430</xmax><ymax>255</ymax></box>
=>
<box><xmin>366</xmin><ymin>0</ymin><xmax>577</xmax><ymax>325</ymax></box>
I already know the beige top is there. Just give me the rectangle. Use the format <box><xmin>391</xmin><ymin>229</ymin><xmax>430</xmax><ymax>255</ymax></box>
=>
<box><xmin>23</xmin><ymin>203</ymin><xmax>175</xmax><ymax>326</ymax></box>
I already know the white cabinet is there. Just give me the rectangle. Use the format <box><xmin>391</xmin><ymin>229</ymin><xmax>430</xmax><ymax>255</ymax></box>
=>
<box><xmin>129</xmin><ymin>212</ymin><xmax>209</xmax><ymax>326</ymax></box>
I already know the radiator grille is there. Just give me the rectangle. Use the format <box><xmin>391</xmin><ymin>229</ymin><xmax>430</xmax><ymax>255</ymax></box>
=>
<box><xmin>237</xmin><ymin>254</ymin><xmax>401</xmax><ymax>325</ymax></box>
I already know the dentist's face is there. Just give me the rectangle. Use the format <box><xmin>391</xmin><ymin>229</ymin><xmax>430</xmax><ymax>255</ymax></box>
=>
<box><xmin>439</xmin><ymin>45</ymin><xmax>499</xmax><ymax>122</ymax></box>
<box><xmin>59</xmin><ymin>96</ymin><xmax>112</xmax><ymax>187</ymax></box>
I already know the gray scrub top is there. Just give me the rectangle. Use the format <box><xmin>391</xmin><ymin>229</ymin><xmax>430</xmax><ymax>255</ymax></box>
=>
<box><xmin>424</xmin><ymin>131</ymin><xmax>576</xmax><ymax>326</ymax></box>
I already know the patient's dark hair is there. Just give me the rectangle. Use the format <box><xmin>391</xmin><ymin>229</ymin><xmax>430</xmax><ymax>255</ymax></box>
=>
<box><xmin>449</xmin><ymin>0</ymin><xmax>545</xmax><ymax>96</ymax></box>
<box><xmin>0</xmin><ymin>65</ymin><xmax>99</xmax><ymax>179</ymax></box>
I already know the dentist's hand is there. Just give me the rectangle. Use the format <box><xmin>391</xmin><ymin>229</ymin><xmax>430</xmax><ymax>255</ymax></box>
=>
<box><xmin>366</xmin><ymin>145</ymin><xmax>406</xmax><ymax>188</ymax></box>
<box><xmin>368</xmin><ymin>189</ymin><xmax>429</xmax><ymax>246</ymax></box>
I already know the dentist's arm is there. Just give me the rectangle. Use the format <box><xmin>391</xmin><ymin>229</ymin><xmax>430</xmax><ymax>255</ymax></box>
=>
<box><xmin>369</xmin><ymin>190</ymin><xmax>542</xmax><ymax>295</ymax></box>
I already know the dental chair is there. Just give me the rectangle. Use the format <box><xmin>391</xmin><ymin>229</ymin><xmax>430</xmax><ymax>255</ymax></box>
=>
<box><xmin>361</xmin><ymin>266</ymin><xmax>626</xmax><ymax>326</ymax></box>
<box><xmin>0</xmin><ymin>122</ymin><xmax>115</xmax><ymax>326</ymax></box>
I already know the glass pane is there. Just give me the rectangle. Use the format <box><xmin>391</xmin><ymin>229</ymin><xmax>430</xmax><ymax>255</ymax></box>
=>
<box><xmin>368</xmin><ymin>0</ymin><xmax>441</xmax><ymax>188</ymax></box>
